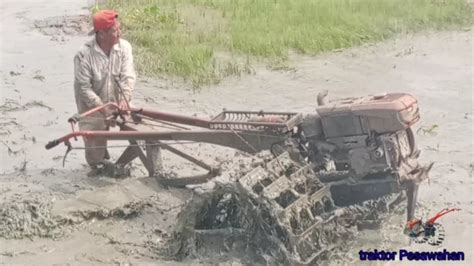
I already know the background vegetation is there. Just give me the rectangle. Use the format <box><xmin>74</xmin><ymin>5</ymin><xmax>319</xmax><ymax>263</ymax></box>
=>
<box><xmin>95</xmin><ymin>0</ymin><xmax>472</xmax><ymax>87</ymax></box>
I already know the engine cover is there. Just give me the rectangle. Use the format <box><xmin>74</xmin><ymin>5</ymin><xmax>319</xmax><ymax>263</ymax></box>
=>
<box><xmin>316</xmin><ymin>93</ymin><xmax>419</xmax><ymax>138</ymax></box>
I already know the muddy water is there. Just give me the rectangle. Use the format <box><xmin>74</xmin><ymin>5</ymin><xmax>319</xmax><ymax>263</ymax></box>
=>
<box><xmin>1</xmin><ymin>0</ymin><xmax>92</xmax><ymax>174</ymax></box>
<box><xmin>1</xmin><ymin>0</ymin><xmax>473</xmax><ymax>265</ymax></box>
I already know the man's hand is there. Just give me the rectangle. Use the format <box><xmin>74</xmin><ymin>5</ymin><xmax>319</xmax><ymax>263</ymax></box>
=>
<box><xmin>118</xmin><ymin>100</ymin><xmax>131</xmax><ymax>123</ymax></box>
<box><xmin>99</xmin><ymin>104</ymin><xmax>117</xmax><ymax>117</ymax></box>
<box><xmin>118</xmin><ymin>100</ymin><xmax>129</xmax><ymax>111</ymax></box>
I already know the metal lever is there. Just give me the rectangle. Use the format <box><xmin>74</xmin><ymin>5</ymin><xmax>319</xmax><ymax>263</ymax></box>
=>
<box><xmin>62</xmin><ymin>140</ymin><xmax>73</xmax><ymax>167</ymax></box>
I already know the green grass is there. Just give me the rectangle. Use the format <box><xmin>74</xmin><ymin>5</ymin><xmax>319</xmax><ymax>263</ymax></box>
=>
<box><xmin>97</xmin><ymin>0</ymin><xmax>472</xmax><ymax>87</ymax></box>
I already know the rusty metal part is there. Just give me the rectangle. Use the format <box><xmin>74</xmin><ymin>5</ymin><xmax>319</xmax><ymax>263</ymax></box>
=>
<box><xmin>171</xmin><ymin>152</ymin><xmax>406</xmax><ymax>265</ymax></box>
<box><xmin>45</xmin><ymin>129</ymin><xmax>287</xmax><ymax>155</ymax></box>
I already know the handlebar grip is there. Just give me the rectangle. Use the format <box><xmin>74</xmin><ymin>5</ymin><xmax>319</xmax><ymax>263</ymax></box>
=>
<box><xmin>45</xmin><ymin>140</ymin><xmax>60</xmax><ymax>150</ymax></box>
<box><xmin>68</xmin><ymin>114</ymin><xmax>81</xmax><ymax>123</ymax></box>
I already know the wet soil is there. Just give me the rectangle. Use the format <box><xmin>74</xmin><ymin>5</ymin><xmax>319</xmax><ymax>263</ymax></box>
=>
<box><xmin>1</xmin><ymin>0</ymin><xmax>472</xmax><ymax>265</ymax></box>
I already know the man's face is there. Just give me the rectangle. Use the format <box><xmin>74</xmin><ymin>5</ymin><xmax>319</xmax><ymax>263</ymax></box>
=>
<box><xmin>99</xmin><ymin>20</ymin><xmax>121</xmax><ymax>46</ymax></box>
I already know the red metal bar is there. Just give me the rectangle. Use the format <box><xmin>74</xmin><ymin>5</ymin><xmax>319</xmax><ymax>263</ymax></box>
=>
<box><xmin>130</xmin><ymin>107</ymin><xmax>211</xmax><ymax>128</ymax></box>
<box><xmin>68</xmin><ymin>102</ymin><xmax>121</xmax><ymax>124</ymax></box>
<box><xmin>406</xmin><ymin>219</ymin><xmax>422</xmax><ymax>230</ymax></box>
<box><xmin>51</xmin><ymin>104</ymin><xmax>289</xmax><ymax>152</ymax></box>
<box><xmin>81</xmin><ymin>102</ymin><xmax>120</xmax><ymax>118</ymax></box>
<box><xmin>67</xmin><ymin>103</ymin><xmax>211</xmax><ymax>129</ymax></box>
<box><xmin>69</xmin><ymin>103</ymin><xmax>293</xmax><ymax>130</ymax></box>
<box><xmin>45</xmin><ymin>130</ymin><xmax>228</xmax><ymax>150</ymax></box>
<box><xmin>426</xmin><ymin>208</ymin><xmax>460</xmax><ymax>225</ymax></box>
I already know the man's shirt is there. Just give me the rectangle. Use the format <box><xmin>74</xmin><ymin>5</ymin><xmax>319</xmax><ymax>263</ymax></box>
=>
<box><xmin>74</xmin><ymin>38</ymin><xmax>136</xmax><ymax>113</ymax></box>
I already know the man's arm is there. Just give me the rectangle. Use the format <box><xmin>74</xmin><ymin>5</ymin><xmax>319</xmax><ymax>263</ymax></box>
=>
<box><xmin>74</xmin><ymin>53</ymin><xmax>103</xmax><ymax>108</ymax></box>
<box><xmin>118</xmin><ymin>40</ymin><xmax>136</xmax><ymax>103</ymax></box>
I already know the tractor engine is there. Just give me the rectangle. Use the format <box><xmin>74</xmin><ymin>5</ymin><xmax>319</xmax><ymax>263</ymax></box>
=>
<box><xmin>300</xmin><ymin>93</ymin><xmax>427</xmax><ymax>206</ymax></box>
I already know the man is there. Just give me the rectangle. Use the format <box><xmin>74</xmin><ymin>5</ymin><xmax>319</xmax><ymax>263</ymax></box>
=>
<box><xmin>74</xmin><ymin>10</ymin><xmax>136</xmax><ymax>175</ymax></box>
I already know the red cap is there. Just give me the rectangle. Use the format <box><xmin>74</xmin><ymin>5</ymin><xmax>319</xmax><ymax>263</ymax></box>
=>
<box><xmin>89</xmin><ymin>10</ymin><xmax>118</xmax><ymax>35</ymax></box>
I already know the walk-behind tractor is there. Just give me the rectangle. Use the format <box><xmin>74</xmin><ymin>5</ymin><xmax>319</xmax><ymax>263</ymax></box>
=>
<box><xmin>46</xmin><ymin>92</ymin><xmax>433</xmax><ymax>264</ymax></box>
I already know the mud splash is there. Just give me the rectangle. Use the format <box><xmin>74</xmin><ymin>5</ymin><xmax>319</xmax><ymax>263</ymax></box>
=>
<box><xmin>61</xmin><ymin>198</ymin><xmax>156</xmax><ymax>224</ymax></box>
<box><xmin>0</xmin><ymin>99</ymin><xmax>53</xmax><ymax>113</ymax></box>
<box><xmin>0</xmin><ymin>199</ymin><xmax>62</xmax><ymax>239</ymax></box>
<box><xmin>33</xmin><ymin>15</ymin><xmax>90</xmax><ymax>42</ymax></box>
<box><xmin>0</xmin><ymin>194</ymin><xmax>158</xmax><ymax>240</ymax></box>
